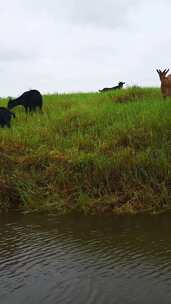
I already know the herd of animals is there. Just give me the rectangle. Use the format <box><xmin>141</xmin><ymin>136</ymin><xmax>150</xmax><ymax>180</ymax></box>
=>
<box><xmin>0</xmin><ymin>69</ymin><xmax>170</xmax><ymax>128</ymax></box>
<box><xmin>0</xmin><ymin>89</ymin><xmax>43</xmax><ymax>128</ymax></box>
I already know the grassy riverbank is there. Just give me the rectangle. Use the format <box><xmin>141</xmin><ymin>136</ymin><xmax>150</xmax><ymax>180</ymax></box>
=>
<box><xmin>0</xmin><ymin>87</ymin><xmax>170</xmax><ymax>214</ymax></box>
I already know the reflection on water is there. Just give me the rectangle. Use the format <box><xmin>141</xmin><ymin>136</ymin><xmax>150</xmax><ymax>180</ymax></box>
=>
<box><xmin>0</xmin><ymin>212</ymin><xmax>171</xmax><ymax>304</ymax></box>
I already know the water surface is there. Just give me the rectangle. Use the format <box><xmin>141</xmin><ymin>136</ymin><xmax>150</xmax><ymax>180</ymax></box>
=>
<box><xmin>0</xmin><ymin>212</ymin><xmax>171</xmax><ymax>304</ymax></box>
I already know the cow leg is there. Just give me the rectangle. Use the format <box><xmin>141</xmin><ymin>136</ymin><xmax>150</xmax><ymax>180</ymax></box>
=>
<box><xmin>39</xmin><ymin>105</ymin><xmax>43</xmax><ymax>113</ymax></box>
<box><xmin>7</xmin><ymin>121</ymin><xmax>11</xmax><ymax>128</ymax></box>
<box><xmin>25</xmin><ymin>106</ymin><xmax>29</xmax><ymax>113</ymax></box>
<box><xmin>28</xmin><ymin>106</ymin><xmax>33</xmax><ymax>114</ymax></box>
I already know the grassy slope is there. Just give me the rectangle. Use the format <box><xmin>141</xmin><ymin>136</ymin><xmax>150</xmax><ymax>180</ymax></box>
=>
<box><xmin>0</xmin><ymin>87</ymin><xmax>170</xmax><ymax>214</ymax></box>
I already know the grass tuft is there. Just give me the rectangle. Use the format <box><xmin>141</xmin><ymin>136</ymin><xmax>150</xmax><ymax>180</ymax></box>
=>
<box><xmin>0</xmin><ymin>87</ymin><xmax>170</xmax><ymax>214</ymax></box>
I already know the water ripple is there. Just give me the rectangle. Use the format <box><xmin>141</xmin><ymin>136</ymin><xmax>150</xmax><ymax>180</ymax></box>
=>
<box><xmin>0</xmin><ymin>213</ymin><xmax>171</xmax><ymax>304</ymax></box>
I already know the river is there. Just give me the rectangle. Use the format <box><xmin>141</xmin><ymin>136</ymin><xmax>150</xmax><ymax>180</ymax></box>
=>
<box><xmin>0</xmin><ymin>212</ymin><xmax>171</xmax><ymax>304</ymax></box>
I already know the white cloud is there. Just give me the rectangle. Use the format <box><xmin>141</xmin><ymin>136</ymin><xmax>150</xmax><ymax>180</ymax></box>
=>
<box><xmin>0</xmin><ymin>0</ymin><xmax>171</xmax><ymax>96</ymax></box>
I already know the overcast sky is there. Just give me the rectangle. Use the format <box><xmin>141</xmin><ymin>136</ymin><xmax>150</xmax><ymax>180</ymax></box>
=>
<box><xmin>0</xmin><ymin>0</ymin><xmax>171</xmax><ymax>96</ymax></box>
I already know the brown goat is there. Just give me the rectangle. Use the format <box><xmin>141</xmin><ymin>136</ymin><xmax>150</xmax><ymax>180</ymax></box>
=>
<box><xmin>156</xmin><ymin>69</ymin><xmax>171</xmax><ymax>98</ymax></box>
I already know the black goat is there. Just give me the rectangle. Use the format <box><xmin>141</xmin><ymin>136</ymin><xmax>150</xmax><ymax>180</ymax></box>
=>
<box><xmin>0</xmin><ymin>107</ymin><xmax>15</xmax><ymax>128</ymax></box>
<box><xmin>8</xmin><ymin>89</ymin><xmax>43</xmax><ymax>113</ymax></box>
<box><xmin>99</xmin><ymin>81</ymin><xmax>125</xmax><ymax>93</ymax></box>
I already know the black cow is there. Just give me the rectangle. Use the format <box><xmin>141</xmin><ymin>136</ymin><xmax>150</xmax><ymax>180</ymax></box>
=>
<box><xmin>0</xmin><ymin>107</ymin><xmax>15</xmax><ymax>128</ymax></box>
<box><xmin>8</xmin><ymin>89</ymin><xmax>43</xmax><ymax>113</ymax></box>
<box><xmin>99</xmin><ymin>81</ymin><xmax>125</xmax><ymax>93</ymax></box>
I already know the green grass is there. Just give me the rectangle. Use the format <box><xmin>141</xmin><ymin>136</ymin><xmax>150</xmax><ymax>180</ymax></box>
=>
<box><xmin>0</xmin><ymin>87</ymin><xmax>170</xmax><ymax>214</ymax></box>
